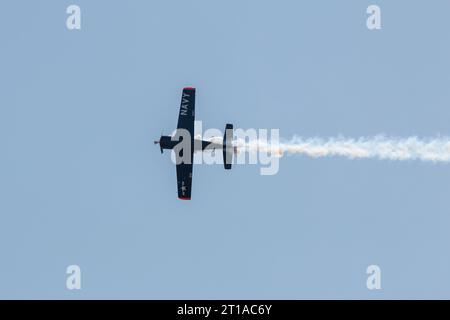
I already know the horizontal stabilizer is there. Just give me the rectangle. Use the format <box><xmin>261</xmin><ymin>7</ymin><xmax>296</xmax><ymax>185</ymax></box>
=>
<box><xmin>223</xmin><ymin>124</ymin><xmax>233</xmax><ymax>170</ymax></box>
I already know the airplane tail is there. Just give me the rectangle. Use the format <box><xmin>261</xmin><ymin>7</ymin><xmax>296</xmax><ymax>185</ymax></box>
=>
<box><xmin>223</xmin><ymin>124</ymin><xmax>233</xmax><ymax>170</ymax></box>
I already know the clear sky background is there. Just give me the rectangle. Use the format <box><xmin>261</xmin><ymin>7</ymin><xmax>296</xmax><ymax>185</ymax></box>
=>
<box><xmin>1</xmin><ymin>0</ymin><xmax>450</xmax><ymax>299</ymax></box>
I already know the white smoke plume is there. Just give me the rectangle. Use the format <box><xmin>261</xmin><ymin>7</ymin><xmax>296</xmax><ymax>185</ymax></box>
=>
<box><xmin>236</xmin><ymin>135</ymin><xmax>450</xmax><ymax>163</ymax></box>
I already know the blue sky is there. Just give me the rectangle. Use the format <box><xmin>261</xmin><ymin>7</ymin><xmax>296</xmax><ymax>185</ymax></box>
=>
<box><xmin>1</xmin><ymin>0</ymin><xmax>450</xmax><ymax>299</ymax></box>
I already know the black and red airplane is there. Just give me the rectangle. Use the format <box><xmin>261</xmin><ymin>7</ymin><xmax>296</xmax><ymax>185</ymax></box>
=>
<box><xmin>154</xmin><ymin>87</ymin><xmax>234</xmax><ymax>200</ymax></box>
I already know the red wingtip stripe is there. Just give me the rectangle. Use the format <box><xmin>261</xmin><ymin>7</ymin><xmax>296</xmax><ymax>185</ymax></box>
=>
<box><xmin>179</xmin><ymin>197</ymin><xmax>191</xmax><ymax>200</ymax></box>
<box><xmin>183</xmin><ymin>87</ymin><xmax>195</xmax><ymax>91</ymax></box>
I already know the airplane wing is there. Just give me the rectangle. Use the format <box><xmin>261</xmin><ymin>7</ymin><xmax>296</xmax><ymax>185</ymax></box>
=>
<box><xmin>176</xmin><ymin>87</ymin><xmax>195</xmax><ymax>137</ymax></box>
<box><xmin>176</xmin><ymin>163</ymin><xmax>192</xmax><ymax>200</ymax></box>
<box><xmin>175</xmin><ymin>87</ymin><xmax>195</xmax><ymax>200</ymax></box>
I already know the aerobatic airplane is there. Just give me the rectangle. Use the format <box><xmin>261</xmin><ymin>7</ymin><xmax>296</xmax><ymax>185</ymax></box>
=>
<box><xmin>154</xmin><ymin>87</ymin><xmax>234</xmax><ymax>200</ymax></box>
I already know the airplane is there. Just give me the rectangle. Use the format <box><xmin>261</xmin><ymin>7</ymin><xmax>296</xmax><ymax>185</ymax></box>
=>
<box><xmin>154</xmin><ymin>87</ymin><xmax>234</xmax><ymax>200</ymax></box>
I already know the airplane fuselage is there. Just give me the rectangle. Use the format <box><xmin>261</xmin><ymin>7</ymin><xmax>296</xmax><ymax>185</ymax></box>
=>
<box><xmin>159</xmin><ymin>135</ymin><xmax>221</xmax><ymax>152</ymax></box>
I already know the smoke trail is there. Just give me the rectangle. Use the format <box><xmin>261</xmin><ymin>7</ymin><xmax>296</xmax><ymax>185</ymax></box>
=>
<box><xmin>236</xmin><ymin>136</ymin><xmax>450</xmax><ymax>163</ymax></box>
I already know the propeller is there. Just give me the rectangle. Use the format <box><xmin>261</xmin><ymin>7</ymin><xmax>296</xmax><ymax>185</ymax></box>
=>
<box><xmin>154</xmin><ymin>130</ymin><xmax>163</xmax><ymax>154</ymax></box>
